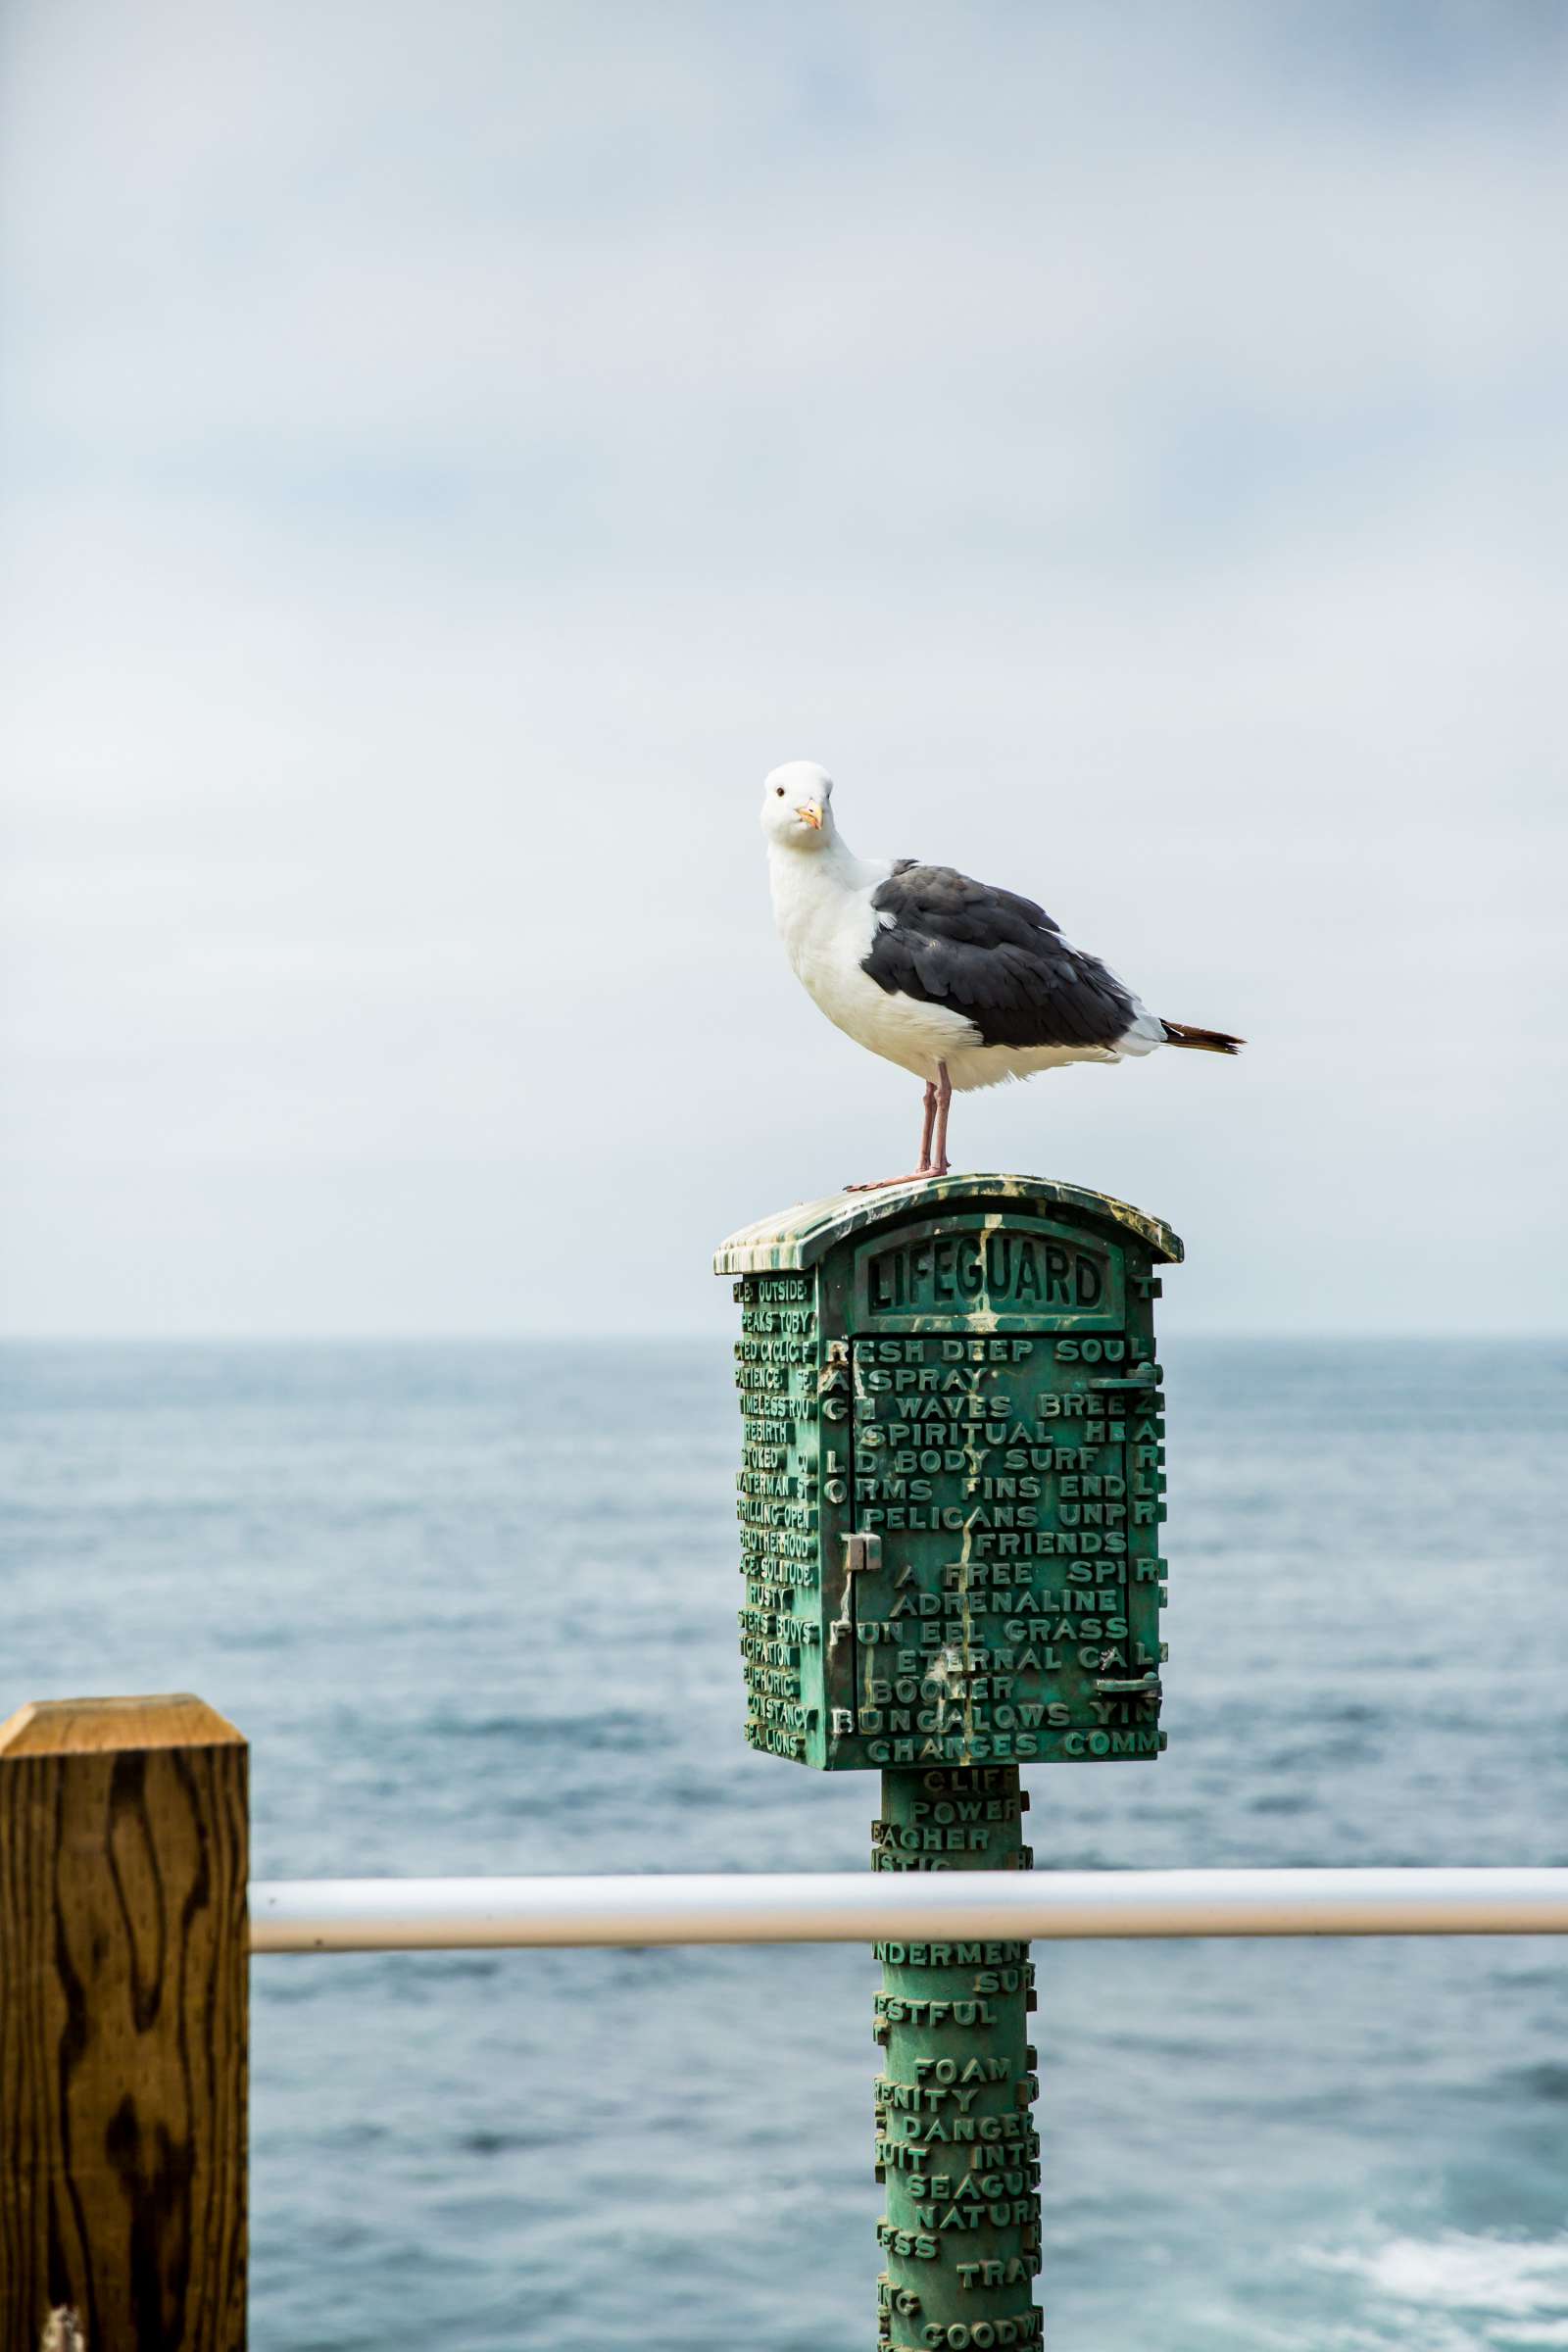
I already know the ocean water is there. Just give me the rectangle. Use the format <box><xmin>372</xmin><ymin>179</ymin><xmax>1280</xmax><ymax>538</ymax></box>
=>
<box><xmin>3</xmin><ymin>1337</ymin><xmax>1566</xmax><ymax>2352</ymax></box>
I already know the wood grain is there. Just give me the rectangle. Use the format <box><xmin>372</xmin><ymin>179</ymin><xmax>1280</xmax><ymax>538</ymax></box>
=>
<box><xmin>0</xmin><ymin>1696</ymin><xmax>248</xmax><ymax>2350</ymax></box>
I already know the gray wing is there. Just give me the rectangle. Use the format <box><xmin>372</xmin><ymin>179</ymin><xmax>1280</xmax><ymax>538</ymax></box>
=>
<box><xmin>862</xmin><ymin>861</ymin><xmax>1138</xmax><ymax>1051</ymax></box>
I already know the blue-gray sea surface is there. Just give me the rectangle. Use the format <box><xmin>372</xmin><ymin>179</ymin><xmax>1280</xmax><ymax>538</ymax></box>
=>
<box><xmin>3</xmin><ymin>1339</ymin><xmax>1566</xmax><ymax>2352</ymax></box>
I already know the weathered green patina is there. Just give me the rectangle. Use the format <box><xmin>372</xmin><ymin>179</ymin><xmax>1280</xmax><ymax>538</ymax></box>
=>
<box><xmin>715</xmin><ymin>1173</ymin><xmax>1181</xmax><ymax>2350</ymax></box>
<box><xmin>873</xmin><ymin>1765</ymin><xmax>1039</xmax><ymax>2352</ymax></box>
<box><xmin>715</xmin><ymin>1175</ymin><xmax>1182</xmax><ymax>1773</ymax></box>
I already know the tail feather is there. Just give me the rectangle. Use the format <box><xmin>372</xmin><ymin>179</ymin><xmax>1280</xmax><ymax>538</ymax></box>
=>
<box><xmin>1161</xmin><ymin>1019</ymin><xmax>1244</xmax><ymax>1055</ymax></box>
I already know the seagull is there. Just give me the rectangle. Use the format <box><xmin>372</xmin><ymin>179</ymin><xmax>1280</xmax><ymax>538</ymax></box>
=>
<box><xmin>761</xmin><ymin>759</ymin><xmax>1242</xmax><ymax>1189</ymax></box>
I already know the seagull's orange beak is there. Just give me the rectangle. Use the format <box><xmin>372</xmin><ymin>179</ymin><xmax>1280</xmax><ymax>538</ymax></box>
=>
<box><xmin>796</xmin><ymin>802</ymin><xmax>824</xmax><ymax>830</ymax></box>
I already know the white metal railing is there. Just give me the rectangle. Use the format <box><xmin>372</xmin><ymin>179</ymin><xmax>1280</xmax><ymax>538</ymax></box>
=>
<box><xmin>249</xmin><ymin>1868</ymin><xmax>1568</xmax><ymax>1953</ymax></box>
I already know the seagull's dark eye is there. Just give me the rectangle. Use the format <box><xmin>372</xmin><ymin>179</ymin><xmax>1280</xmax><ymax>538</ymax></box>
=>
<box><xmin>775</xmin><ymin>786</ymin><xmax>784</xmax><ymax>796</ymax></box>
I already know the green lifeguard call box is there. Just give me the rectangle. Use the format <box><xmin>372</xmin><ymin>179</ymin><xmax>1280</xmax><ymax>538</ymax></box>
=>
<box><xmin>715</xmin><ymin>1173</ymin><xmax>1183</xmax><ymax>2352</ymax></box>
<box><xmin>715</xmin><ymin>1173</ymin><xmax>1181</xmax><ymax>1776</ymax></box>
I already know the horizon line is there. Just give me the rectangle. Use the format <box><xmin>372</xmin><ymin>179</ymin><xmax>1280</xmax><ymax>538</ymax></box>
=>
<box><xmin>1</xmin><ymin>1329</ymin><xmax>1564</xmax><ymax>1348</ymax></box>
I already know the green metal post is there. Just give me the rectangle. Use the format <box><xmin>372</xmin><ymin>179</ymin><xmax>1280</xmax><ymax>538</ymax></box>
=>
<box><xmin>715</xmin><ymin>1176</ymin><xmax>1181</xmax><ymax>2348</ymax></box>
<box><xmin>873</xmin><ymin>1765</ymin><xmax>1040</xmax><ymax>2352</ymax></box>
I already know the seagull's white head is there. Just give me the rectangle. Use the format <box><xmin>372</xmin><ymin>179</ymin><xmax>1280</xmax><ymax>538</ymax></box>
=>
<box><xmin>760</xmin><ymin>760</ymin><xmax>835</xmax><ymax>851</ymax></box>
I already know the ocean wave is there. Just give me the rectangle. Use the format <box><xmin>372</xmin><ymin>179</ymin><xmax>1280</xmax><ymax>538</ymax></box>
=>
<box><xmin>1310</xmin><ymin>2232</ymin><xmax>1568</xmax><ymax>2331</ymax></box>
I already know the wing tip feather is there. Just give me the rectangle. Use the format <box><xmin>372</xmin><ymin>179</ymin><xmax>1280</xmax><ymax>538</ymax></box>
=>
<box><xmin>1161</xmin><ymin>1020</ymin><xmax>1245</xmax><ymax>1054</ymax></box>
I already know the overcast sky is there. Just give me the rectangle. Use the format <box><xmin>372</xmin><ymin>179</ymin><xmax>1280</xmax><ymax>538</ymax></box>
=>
<box><xmin>2</xmin><ymin>2</ymin><xmax>1563</xmax><ymax>1340</ymax></box>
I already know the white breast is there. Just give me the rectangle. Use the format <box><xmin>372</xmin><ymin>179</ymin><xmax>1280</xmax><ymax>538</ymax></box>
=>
<box><xmin>768</xmin><ymin>842</ymin><xmax>981</xmax><ymax>1081</ymax></box>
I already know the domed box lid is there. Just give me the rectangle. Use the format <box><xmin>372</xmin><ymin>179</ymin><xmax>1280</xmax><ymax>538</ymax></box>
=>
<box><xmin>714</xmin><ymin>1171</ymin><xmax>1183</xmax><ymax>1275</ymax></box>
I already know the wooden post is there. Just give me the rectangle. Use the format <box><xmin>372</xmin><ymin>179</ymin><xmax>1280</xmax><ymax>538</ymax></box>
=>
<box><xmin>0</xmin><ymin>1695</ymin><xmax>248</xmax><ymax>2352</ymax></box>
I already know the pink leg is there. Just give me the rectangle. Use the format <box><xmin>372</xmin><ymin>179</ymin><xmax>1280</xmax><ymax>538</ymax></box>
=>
<box><xmin>917</xmin><ymin>1078</ymin><xmax>938</xmax><ymax>1171</ymax></box>
<box><xmin>929</xmin><ymin>1062</ymin><xmax>953</xmax><ymax>1177</ymax></box>
<box><xmin>844</xmin><ymin>1077</ymin><xmax>946</xmax><ymax>1193</ymax></box>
